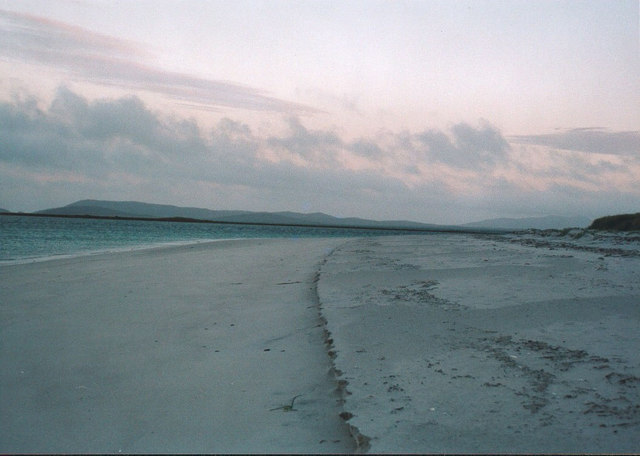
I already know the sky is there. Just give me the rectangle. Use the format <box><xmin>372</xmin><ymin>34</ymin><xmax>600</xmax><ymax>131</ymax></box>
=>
<box><xmin>0</xmin><ymin>0</ymin><xmax>638</xmax><ymax>224</ymax></box>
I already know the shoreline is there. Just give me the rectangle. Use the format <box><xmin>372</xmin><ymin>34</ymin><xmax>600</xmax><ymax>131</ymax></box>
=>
<box><xmin>0</xmin><ymin>237</ymin><xmax>246</xmax><ymax>266</ymax></box>
<box><xmin>1</xmin><ymin>213</ymin><xmax>506</xmax><ymax>268</ymax></box>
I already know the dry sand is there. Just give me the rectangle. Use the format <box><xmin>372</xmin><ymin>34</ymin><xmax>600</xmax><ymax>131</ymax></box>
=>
<box><xmin>1</xmin><ymin>238</ymin><xmax>354</xmax><ymax>453</ymax></box>
<box><xmin>318</xmin><ymin>233</ymin><xmax>640</xmax><ymax>453</ymax></box>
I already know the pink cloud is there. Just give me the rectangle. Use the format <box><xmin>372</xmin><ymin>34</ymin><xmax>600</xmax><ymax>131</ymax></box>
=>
<box><xmin>0</xmin><ymin>9</ymin><xmax>317</xmax><ymax>113</ymax></box>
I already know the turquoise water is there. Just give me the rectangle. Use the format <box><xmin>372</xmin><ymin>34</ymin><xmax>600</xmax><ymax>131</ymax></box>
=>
<box><xmin>0</xmin><ymin>215</ymin><xmax>423</xmax><ymax>263</ymax></box>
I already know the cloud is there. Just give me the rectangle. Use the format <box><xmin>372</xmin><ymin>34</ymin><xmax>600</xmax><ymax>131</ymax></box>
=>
<box><xmin>0</xmin><ymin>89</ymin><xmax>394</xmax><ymax>196</ymax></box>
<box><xmin>0</xmin><ymin>88</ymin><xmax>209</xmax><ymax>182</ymax></box>
<box><xmin>510</xmin><ymin>128</ymin><xmax>640</xmax><ymax>155</ymax></box>
<box><xmin>349</xmin><ymin>139</ymin><xmax>385</xmax><ymax>158</ymax></box>
<box><xmin>0</xmin><ymin>9</ymin><xmax>317</xmax><ymax>113</ymax></box>
<box><xmin>0</xmin><ymin>8</ymin><xmax>144</xmax><ymax>61</ymax></box>
<box><xmin>1</xmin><ymin>88</ymin><xmax>638</xmax><ymax>223</ymax></box>
<box><xmin>267</xmin><ymin>117</ymin><xmax>343</xmax><ymax>165</ymax></box>
<box><xmin>416</xmin><ymin>121</ymin><xmax>509</xmax><ymax>169</ymax></box>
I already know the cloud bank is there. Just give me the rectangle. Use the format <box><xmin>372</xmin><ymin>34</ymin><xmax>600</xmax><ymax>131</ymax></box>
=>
<box><xmin>1</xmin><ymin>88</ymin><xmax>638</xmax><ymax>223</ymax></box>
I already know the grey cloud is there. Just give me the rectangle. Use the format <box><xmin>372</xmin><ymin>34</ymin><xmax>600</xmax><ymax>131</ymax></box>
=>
<box><xmin>2</xmin><ymin>89</ymin><xmax>638</xmax><ymax>223</ymax></box>
<box><xmin>0</xmin><ymin>88</ymin><xmax>208</xmax><ymax>180</ymax></box>
<box><xmin>249</xmin><ymin>159</ymin><xmax>408</xmax><ymax>197</ymax></box>
<box><xmin>349</xmin><ymin>139</ymin><xmax>384</xmax><ymax>158</ymax></box>
<box><xmin>206</xmin><ymin>119</ymin><xmax>262</xmax><ymax>175</ymax></box>
<box><xmin>451</xmin><ymin>123</ymin><xmax>509</xmax><ymax>161</ymax></box>
<box><xmin>0</xmin><ymin>89</ymin><xmax>419</xmax><ymax>220</ymax></box>
<box><xmin>0</xmin><ymin>9</ymin><xmax>316</xmax><ymax>113</ymax></box>
<box><xmin>0</xmin><ymin>93</ymin><xmax>98</xmax><ymax>172</ymax></box>
<box><xmin>417</xmin><ymin>122</ymin><xmax>509</xmax><ymax>168</ymax></box>
<box><xmin>50</xmin><ymin>88</ymin><xmax>162</xmax><ymax>146</ymax></box>
<box><xmin>515</xmin><ymin>147</ymin><xmax>631</xmax><ymax>185</ymax></box>
<box><xmin>0</xmin><ymin>89</ymin><xmax>396</xmax><ymax>199</ymax></box>
<box><xmin>560</xmin><ymin>149</ymin><xmax>630</xmax><ymax>177</ymax></box>
<box><xmin>267</xmin><ymin>117</ymin><xmax>342</xmax><ymax>163</ymax></box>
<box><xmin>510</xmin><ymin>128</ymin><xmax>640</xmax><ymax>155</ymax></box>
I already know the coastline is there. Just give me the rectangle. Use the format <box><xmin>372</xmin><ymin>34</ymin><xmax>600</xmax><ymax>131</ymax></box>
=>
<box><xmin>1</xmin><ymin>213</ymin><xmax>502</xmax><ymax>267</ymax></box>
<box><xmin>0</xmin><ymin>237</ymin><xmax>244</xmax><ymax>266</ymax></box>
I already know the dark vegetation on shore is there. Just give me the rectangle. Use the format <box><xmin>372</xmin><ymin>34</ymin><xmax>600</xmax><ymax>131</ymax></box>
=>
<box><xmin>589</xmin><ymin>213</ymin><xmax>640</xmax><ymax>231</ymax></box>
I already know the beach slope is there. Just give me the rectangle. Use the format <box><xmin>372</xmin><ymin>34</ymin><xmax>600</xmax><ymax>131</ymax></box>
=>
<box><xmin>1</xmin><ymin>239</ymin><xmax>354</xmax><ymax>453</ymax></box>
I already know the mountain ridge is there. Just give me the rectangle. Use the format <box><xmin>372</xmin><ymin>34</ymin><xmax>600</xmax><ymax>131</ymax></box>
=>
<box><xmin>27</xmin><ymin>199</ymin><xmax>592</xmax><ymax>231</ymax></box>
<box><xmin>34</xmin><ymin>199</ymin><xmax>468</xmax><ymax>231</ymax></box>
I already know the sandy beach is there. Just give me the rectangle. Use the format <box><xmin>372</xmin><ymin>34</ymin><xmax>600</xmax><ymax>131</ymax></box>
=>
<box><xmin>2</xmin><ymin>232</ymin><xmax>639</xmax><ymax>453</ymax></box>
<box><xmin>319</xmin><ymin>233</ymin><xmax>640</xmax><ymax>453</ymax></box>
<box><xmin>1</xmin><ymin>238</ymin><xmax>354</xmax><ymax>453</ymax></box>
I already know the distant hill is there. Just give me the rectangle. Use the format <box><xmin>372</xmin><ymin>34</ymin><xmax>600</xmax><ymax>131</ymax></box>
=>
<box><xmin>464</xmin><ymin>215</ymin><xmax>591</xmax><ymax>230</ymax></box>
<box><xmin>37</xmin><ymin>200</ymin><xmax>247</xmax><ymax>220</ymax></box>
<box><xmin>0</xmin><ymin>208</ymin><xmax>9</xmax><ymax>213</ymax></box>
<box><xmin>33</xmin><ymin>199</ymin><xmax>497</xmax><ymax>232</ymax></box>
<box><xmin>36</xmin><ymin>204</ymin><xmax>139</xmax><ymax>218</ymax></box>
<box><xmin>589</xmin><ymin>213</ymin><xmax>640</xmax><ymax>231</ymax></box>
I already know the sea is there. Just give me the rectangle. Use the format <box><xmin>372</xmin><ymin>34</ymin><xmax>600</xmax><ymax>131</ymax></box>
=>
<box><xmin>0</xmin><ymin>214</ymin><xmax>424</xmax><ymax>264</ymax></box>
